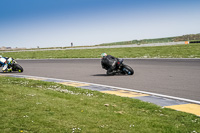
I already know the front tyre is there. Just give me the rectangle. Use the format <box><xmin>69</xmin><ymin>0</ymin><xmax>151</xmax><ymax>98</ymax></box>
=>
<box><xmin>13</xmin><ymin>64</ymin><xmax>24</xmax><ymax>72</ymax></box>
<box><xmin>122</xmin><ymin>65</ymin><xmax>134</xmax><ymax>75</ymax></box>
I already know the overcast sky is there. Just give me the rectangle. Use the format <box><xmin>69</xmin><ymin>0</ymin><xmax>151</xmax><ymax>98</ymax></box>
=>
<box><xmin>0</xmin><ymin>0</ymin><xmax>200</xmax><ymax>48</ymax></box>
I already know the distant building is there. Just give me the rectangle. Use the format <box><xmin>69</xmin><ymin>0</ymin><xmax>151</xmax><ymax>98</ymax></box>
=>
<box><xmin>0</xmin><ymin>46</ymin><xmax>12</xmax><ymax>50</ymax></box>
<box><xmin>0</xmin><ymin>46</ymin><xmax>26</xmax><ymax>50</ymax></box>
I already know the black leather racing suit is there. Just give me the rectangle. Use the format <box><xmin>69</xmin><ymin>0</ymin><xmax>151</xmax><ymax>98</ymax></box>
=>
<box><xmin>101</xmin><ymin>55</ymin><xmax>119</xmax><ymax>75</ymax></box>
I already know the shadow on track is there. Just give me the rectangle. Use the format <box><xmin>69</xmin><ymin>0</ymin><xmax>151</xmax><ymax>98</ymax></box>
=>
<box><xmin>92</xmin><ymin>74</ymin><xmax>108</xmax><ymax>76</ymax></box>
<box><xmin>92</xmin><ymin>74</ymin><xmax>129</xmax><ymax>77</ymax></box>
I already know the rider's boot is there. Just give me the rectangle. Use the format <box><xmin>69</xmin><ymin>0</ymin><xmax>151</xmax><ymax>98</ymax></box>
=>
<box><xmin>2</xmin><ymin>68</ymin><xmax>8</xmax><ymax>73</ymax></box>
<box><xmin>107</xmin><ymin>69</ymin><xmax>116</xmax><ymax>75</ymax></box>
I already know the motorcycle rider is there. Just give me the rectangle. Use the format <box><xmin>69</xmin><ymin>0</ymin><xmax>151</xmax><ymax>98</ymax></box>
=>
<box><xmin>101</xmin><ymin>53</ymin><xmax>119</xmax><ymax>75</ymax></box>
<box><xmin>0</xmin><ymin>55</ymin><xmax>12</xmax><ymax>72</ymax></box>
<box><xmin>0</xmin><ymin>55</ymin><xmax>8</xmax><ymax>72</ymax></box>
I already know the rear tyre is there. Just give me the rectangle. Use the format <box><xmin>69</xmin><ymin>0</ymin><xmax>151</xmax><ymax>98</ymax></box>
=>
<box><xmin>122</xmin><ymin>65</ymin><xmax>134</xmax><ymax>75</ymax></box>
<box><xmin>13</xmin><ymin>64</ymin><xmax>23</xmax><ymax>72</ymax></box>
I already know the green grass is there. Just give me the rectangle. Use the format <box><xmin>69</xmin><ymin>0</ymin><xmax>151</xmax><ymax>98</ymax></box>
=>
<box><xmin>0</xmin><ymin>76</ymin><xmax>200</xmax><ymax>133</ymax></box>
<box><xmin>1</xmin><ymin>44</ymin><xmax>200</xmax><ymax>59</ymax></box>
<box><xmin>97</xmin><ymin>37</ymin><xmax>175</xmax><ymax>46</ymax></box>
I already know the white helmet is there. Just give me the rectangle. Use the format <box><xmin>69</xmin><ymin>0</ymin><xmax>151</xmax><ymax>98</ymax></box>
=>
<box><xmin>101</xmin><ymin>53</ymin><xmax>107</xmax><ymax>57</ymax></box>
<box><xmin>7</xmin><ymin>57</ymin><xmax>13</xmax><ymax>64</ymax></box>
<box><xmin>0</xmin><ymin>55</ymin><xmax>2</xmax><ymax>58</ymax></box>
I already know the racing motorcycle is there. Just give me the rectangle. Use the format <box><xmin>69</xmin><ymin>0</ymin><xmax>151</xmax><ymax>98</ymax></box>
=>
<box><xmin>102</xmin><ymin>59</ymin><xmax>134</xmax><ymax>75</ymax></box>
<box><xmin>6</xmin><ymin>58</ymin><xmax>24</xmax><ymax>73</ymax></box>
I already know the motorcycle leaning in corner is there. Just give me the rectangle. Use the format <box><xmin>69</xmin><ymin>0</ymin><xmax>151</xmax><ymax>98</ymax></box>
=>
<box><xmin>101</xmin><ymin>54</ymin><xmax>134</xmax><ymax>76</ymax></box>
<box><xmin>4</xmin><ymin>57</ymin><xmax>23</xmax><ymax>73</ymax></box>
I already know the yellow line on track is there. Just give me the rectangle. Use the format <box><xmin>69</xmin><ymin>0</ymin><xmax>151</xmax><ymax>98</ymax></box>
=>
<box><xmin>165</xmin><ymin>104</ymin><xmax>200</xmax><ymax>116</ymax></box>
<box><xmin>59</xmin><ymin>82</ymin><xmax>90</xmax><ymax>87</ymax></box>
<box><xmin>101</xmin><ymin>90</ymin><xmax>149</xmax><ymax>98</ymax></box>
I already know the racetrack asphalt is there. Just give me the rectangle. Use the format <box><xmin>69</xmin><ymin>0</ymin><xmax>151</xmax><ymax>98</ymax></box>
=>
<box><xmin>4</xmin><ymin>58</ymin><xmax>200</xmax><ymax>101</ymax></box>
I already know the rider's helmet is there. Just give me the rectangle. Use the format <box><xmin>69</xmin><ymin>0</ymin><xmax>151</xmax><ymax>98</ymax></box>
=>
<box><xmin>101</xmin><ymin>53</ymin><xmax>107</xmax><ymax>58</ymax></box>
<box><xmin>7</xmin><ymin>57</ymin><xmax>13</xmax><ymax>65</ymax></box>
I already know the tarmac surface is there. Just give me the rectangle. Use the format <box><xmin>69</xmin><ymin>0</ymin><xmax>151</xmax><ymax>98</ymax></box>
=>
<box><xmin>10</xmin><ymin>58</ymin><xmax>200</xmax><ymax>101</ymax></box>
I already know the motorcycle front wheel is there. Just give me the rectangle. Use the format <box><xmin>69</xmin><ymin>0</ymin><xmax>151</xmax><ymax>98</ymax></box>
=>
<box><xmin>12</xmin><ymin>64</ymin><xmax>24</xmax><ymax>72</ymax></box>
<box><xmin>122</xmin><ymin>65</ymin><xmax>134</xmax><ymax>75</ymax></box>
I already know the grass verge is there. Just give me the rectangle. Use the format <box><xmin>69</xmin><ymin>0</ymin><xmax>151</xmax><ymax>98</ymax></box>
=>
<box><xmin>0</xmin><ymin>76</ymin><xmax>200</xmax><ymax>133</ymax></box>
<box><xmin>1</xmin><ymin>44</ymin><xmax>200</xmax><ymax>59</ymax></box>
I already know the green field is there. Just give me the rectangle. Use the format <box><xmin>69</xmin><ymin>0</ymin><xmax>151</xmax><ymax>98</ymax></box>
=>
<box><xmin>1</xmin><ymin>44</ymin><xmax>200</xmax><ymax>59</ymax></box>
<box><xmin>0</xmin><ymin>76</ymin><xmax>200</xmax><ymax>133</ymax></box>
<box><xmin>96</xmin><ymin>33</ymin><xmax>200</xmax><ymax>46</ymax></box>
